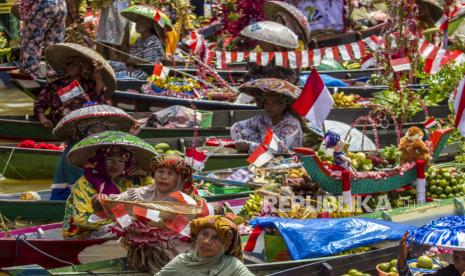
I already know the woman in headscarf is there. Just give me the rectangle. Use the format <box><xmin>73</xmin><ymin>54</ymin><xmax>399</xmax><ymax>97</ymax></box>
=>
<box><xmin>34</xmin><ymin>43</ymin><xmax>115</xmax><ymax>128</ymax></box>
<box><xmin>92</xmin><ymin>155</ymin><xmax>223</xmax><ymax>273</ymax></box>
<box><xmin>63</xmin><ymin>131</ymin><xmax>156</xmax><ymax>239</ymax></box>
<box><xmin>156</xmin><ymin>215</ymin><xmax>254</xmax><ymax>276</ymax></box>
<box><xmin>50</xmin><ymin>105</ymin><xmax>136</xmax><ymax>200</ymax></box>
<box><xmin>109</xmin><ymin>5</ymin><xmax>173</xmax><ymax>80</ymax></box>
<box><xmin>231</xmin><ymin>78</ymin><xmax>304</xmax><ymax>153</ymax></box>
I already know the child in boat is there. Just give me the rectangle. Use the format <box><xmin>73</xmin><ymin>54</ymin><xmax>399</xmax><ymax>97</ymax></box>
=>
<box><xmin>50</xmin><ymin>104</ymin><xmax>136</xmax><ymax>200</ymax></box>
<box><xmin>231</xmin><ymin>78</ymin><xmax>304</xmax><ymax>153</ymax></box>
<box><xmin>92</xmin><ymin>155</ymin><xmax>224</xmax><ymax>274</ymax></box>
<box><xmin>156</xmin><ymin>215</ymin><xmax>254</xmax><ymax>276</ymax></box>
<box><xmin>34</xmin><ymin>43</ymin><xmax>113</xmax><ymax>128</ymax></box>
<box><xmin>397</xmin><ymin>231</ymin><xmax>465</xmax><ymax>276</ymax></box>
<box><xmin>62</xmin><ymin>131</ymin><xmax>156</xmax><ymax>239</ymax></box>
<box><xmin>108</xmin><ymin>5</ymin><xmax>170</xmax><ymax>80</ymax></box>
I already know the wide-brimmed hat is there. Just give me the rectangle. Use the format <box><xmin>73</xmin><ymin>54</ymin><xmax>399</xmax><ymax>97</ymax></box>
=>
<box><xmin>53</xmin><ymin>105</ymin><xmax>135</xmax><ymax>141</ymax></box>
<box><xmin>67</xmin><ymin>131</ymin><xmax>157</xmax><ymax>170</ymax></box>
<box><xmin>44</xmin><ymin>43</ymin><xmax>116</xmax><ymax>94</ymax></box>
<box><xmin>409</xmin><ymin>216</ymin><xmax>465</xmax><ymax>251</ymax></box>
<box><xmin>239</xmin><ymin>78</ymin><xmax>301</xmax><ymax>101</ymax></box>
<box><xmin>240</xmin><ymin>21</ymin><xmax>299</xmax><ymax>49</ymax></box>
<box><xmin>121</xmin><ymin>5</ymin><xmax>172</xmax><ymax>34</ymax></box>
<box><xmin>263</xmin><ymin>1</ymin><xmax>310</xmax><ymax>45</ymax></box>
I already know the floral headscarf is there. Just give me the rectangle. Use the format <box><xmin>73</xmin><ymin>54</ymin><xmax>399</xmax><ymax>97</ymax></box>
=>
<box><xmin>189</xmin><ymin>215</ymin><xmax>243</xmax><ymax>260</ymax></box>
<box><xmin>152</xmin><ymin>155</ymin><xmax>197</xmax><ymax>197</ymax></box>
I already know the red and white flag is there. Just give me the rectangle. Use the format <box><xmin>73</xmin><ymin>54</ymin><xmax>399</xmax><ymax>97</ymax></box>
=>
<box><xmin>390</xmin><ymin>57</ymin><xmax>411</xmax><ymax>72</ymax></box>
<box><xmin>244</xmin><ymin>226</ymin><xmax>265</xmax><ymax>253</ymax></box>
<box><xmin>454</xmin><ymin>76</ymin><xmax>465</xmax><ymax>136</ymax></box>
<box><xmin>185</xmin><ymin>147</ymin><xmax>207</xmax><ymax>171</ymax></box>
<box><xmin>111</xmin><ymin>203</ymin><xmax>133</xmax><ymax>228</ymax></box>
<box><xmin>423</xmin><ymin>117</ymin><xmax>438</xmax><ymax>129</ymax></box>
<box><xmin>169</xmin><ymin>191</ymin><xmax>198</xmax><ymax>206</ymax></box>
<box><xmin>361</xmin><ymin>54</ymin><xmax>376</xmax><ymax>69</ymax></box>
<box><xmin>291</xmin><ymin>68</ymin><xmax>334</xmax><ymax>128</ymax></box>
<box><xmin>152</xmin><ymin>63</ymin><xmax>169</xmax><ymax>79</ymax></box>
<box><xmin>435</xmin><ymin>13</ymin><xmax>449</xmax><ymax>31</ymax></box>
<box><xmin>57</xmin><ymin>80</ymin><xmax>86</xmax><ymax>103</ymax></box>
<box><xmin>166</xmin><ymin>214</ymin><xmax>191</xmax><ymax>237</ymax></box>
<box><xmin>153</xmin><ymin>11</ymin><xmax>165</xmax><ymax>28</ymax></box>
<box><xmin>183</xmin><ymin>31</ymin><xmax>205</xmax><ymax>55</ymax></box>
<box><xmin>247</xmin><ymin>144</ymin><xmax>274</xmax><ymax>167</ymax></box>
<box><xmin>424</xmin><ymin>49</ymin><xmax>448</xmax><ymax>74</ymax></box>
<box><xmin>263</xmin><ymin>128</ymin><xmax>280</xmax><ymax>152</ymax></box>
<box><xmin>133</xmin><ymin>206</ymin><xmax>162</xmax><ymax>222</ymax></box>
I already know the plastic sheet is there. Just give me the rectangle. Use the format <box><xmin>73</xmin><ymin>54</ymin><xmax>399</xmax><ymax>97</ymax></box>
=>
<box><xmin>300</xmin><ymin>74</ymin><xmax>348</xmax><ymax>87</ymax></box>
<box><xmin>145</xmin><ymin>105</ymin><xmax>201</xmax><ymax>128</ymax></box>
<box><xmin>249</xmin><ymin>217</ymin><xmax>412</xmax><ymax>260</ymax></box>
<box><xmin>409</xmin><ymin>216</ymin><xmax>465</xmax><ymax>250</ymax></box>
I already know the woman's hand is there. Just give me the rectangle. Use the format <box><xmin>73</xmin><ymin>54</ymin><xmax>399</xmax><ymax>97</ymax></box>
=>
<box><xmin>92</xmin><ymin>60</ymin><xmax>104</xmax><ymax>82</ymax></box>
<box><xmin>397</xmin><ymin>231</ymin><xmax>410</xmax><ymax>270</ymax></box>
<box><xmin>91</xmin><ymin>194</ymin><xmax>108</xmax><ymax>212</ymax></box>
<box><xmin>38</xmin><ymin>114</ymin><xmax>53</xmax><ymax>128</ymax></box>
<box><xmin>235</xmin><ymin>142</ymin><xmax>250</xmax><ymax>153</ymax></box>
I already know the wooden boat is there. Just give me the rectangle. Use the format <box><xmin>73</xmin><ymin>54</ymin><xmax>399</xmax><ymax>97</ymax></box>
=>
<box><xmin>0</xmin><ymin>135</ymin><xmax>256</xmax><ymax>180</ymax></box>
<box><xmin>0</xmin><ymin>197</ymin><xmax>248</xmax><ymax>269</ymax></box>
<box><xmin>296</xmin><ymin>128</ymin><xmax>453</xmax><ymax>195</ymax></box>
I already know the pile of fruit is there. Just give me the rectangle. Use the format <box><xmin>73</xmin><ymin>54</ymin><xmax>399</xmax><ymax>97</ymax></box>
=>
<box><xmin>240</xmin><ymin>192</ymin><xmax>265</xmax><ymax>220</ymax></box>
<box><xmin>333</xmin><ymin>92</ymin><xmax>363</xmax><ymax>108</ymax></box>
<box><xmin>342</xmin><ymin>268</ymin><xmax>372</xmax><ymax>276</ymax></box>
<box><xmin>377</xmin><ymin>259</ymin><xmax>399</xmax><ymax>275</ymax></box>
<box><xmin>408</xmin><ymin>255</ymin><xmax>445</xmax><ymax>270</ymax></box>
<box><xmin>347</xmin><ymin>152</ymin><xmax>374</xmax><ymax>171</ymax></box>
<box><xmin>342</xmin><ymin>61</ymin><xmax>362</xmax><ymax>70</ymax></box>
<box><xmin>426</xmin><ymin>166</ymin><xmax>465</xmax><ymax>200</ymax></box>
<box><xmin>153</xmin><ymin>143</ymin><xmax>183</xmax><ymax>155</ymax></box>
<box><xmin>335</xmin><ymin>246</ymin><xmax>372</xmax><ymax>256</ymax></box>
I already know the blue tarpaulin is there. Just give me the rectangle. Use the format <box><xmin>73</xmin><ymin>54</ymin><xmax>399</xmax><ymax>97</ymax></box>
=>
<box><xmin>249</xmin><ymin>217</ymin><xmax>413</xmax><ymax>260</ymax></box>
<box><xmin>409</xmin><ymin>216</ymin><xmax>465</xmax><ymax>250</ymax></box>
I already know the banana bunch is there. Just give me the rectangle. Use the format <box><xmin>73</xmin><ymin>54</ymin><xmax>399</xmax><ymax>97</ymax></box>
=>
<box><xmin>277</xmin><ymin>204</ymin><xmax>318</xmax><ymax>219</ymax></box>
<box><xmin>334</xmin><ymin>246</ymin><xmax>372</xmax><ymax>256</ymax></box>
<box><xmin>240</xmin><ymin>193</ymin><xmax>264</xmax><ymax>218</ymax></box>
<box><xmin>287</xmin><ymin>168</ymin><xmax>307</xmax><ymax>178</ymax></box>
<box><xmin>320</xmin><ymin>196</ymin><xmax>364</xmax><ymax>218</ymax></box>
<box><xmin>332</xmin><ymin>92</ymin><xmax>361</xmax><ymax>108</ymax></box>
<box><xmin>342</xmin><ymin>61</ymin><xmax>361</xmax><ymax>70</ymax></box>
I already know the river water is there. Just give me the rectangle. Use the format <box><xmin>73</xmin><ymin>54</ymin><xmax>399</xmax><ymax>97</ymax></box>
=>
<box><xmin>0</xmin><ymin>87</ymin><xmax>51</xmax><ymax>194</ymax></box>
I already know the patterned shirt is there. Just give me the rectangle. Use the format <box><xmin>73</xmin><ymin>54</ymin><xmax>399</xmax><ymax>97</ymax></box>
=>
<box><xmin>62</xmin><ymin>175</ymin><xmax>154</xmax><ymax>239</ymax></box>
<box><xmin>131</xmin><ymin>34</ymin><xmax>165</xmax><ymax>64</ymax></box>
<box><xmin>33</xmin><ymin>78</ymin><xmax>108</xmax><ymax>125</ymax></box>
<box><xmin>230</xmin><ymin>113</ymin><xmax>304</xmax><ymax>153</ymax></box>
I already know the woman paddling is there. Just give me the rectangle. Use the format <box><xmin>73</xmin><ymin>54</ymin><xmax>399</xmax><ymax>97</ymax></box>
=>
<box><xmin>50</xmin><ymin>105</ymin><xmax>136</xmax><ymax>200</ymax></box>
<box><xmin>231</xmin><ymin>78</ymin><xmax>304</xmax><ymax>153</ymax></box>
<box><xmin>109</xmin><ymin>5</ymin><xmax>175</xmax><ymax>80</ymax></box>
<box><xmin>34</xmin><ymin>43</ymin><xmax>115</xmax><ymax>128</ymax></box>
<box><xmin>156</xmin><ymin>215</ymin><xmax>254</xmax><ymax>276</ymax></box>
<box><xmin>62</xmin><ymin>131</ymin><xmax>156</xmax><ymax>239</ymax></box>
<box><xmin>93</xmin><ymin>155</ymin><xmax>225</xmax><ymax>273</ymax></box>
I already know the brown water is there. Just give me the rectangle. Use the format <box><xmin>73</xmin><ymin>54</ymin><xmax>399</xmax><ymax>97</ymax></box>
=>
<box><xmin>0</xmin><ymin>87</ymin><xmax>51</xmax><ymax>193</ymax></box>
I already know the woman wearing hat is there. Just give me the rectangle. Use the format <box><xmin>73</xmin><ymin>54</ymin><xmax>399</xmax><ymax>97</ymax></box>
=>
<box><xmin>231</xmin><ymin>78</ymin><xmax>304</xmax><ymax>153</ymax></box>
<box><xmin>34</xmin><ymin>43</ymin><xmax>115</xmax><ymax>128</ymax></box>
<box><xmin>50</xmin><ymin>105</ymin><xmax>136</xmax><ymax>200</ymax></box>
<box><xmin>92</xmin><ymin>155</ymin><xmax>224</xmax><ymax>273</ymax></box>
<box><xmin>240</xmin><ymin>21</ymin><xmax>300</xmax><ymax>84</ymax></box>
<box><xmin>156</xmin><ymin>215</ymin><xmax>254</xmax><ymax>276</ymax></box>
<box><xmin>108</xmin><ymin>5</ymin><xmax>173</xmax><ymax>80</ymax></box>
<box><xmin>63</xmin><ymin>131</ymin><xmax>156</xmax><ymax>239</ymax></box>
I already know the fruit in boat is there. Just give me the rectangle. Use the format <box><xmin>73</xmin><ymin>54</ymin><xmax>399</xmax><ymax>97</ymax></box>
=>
<box><xmin>418</xmin><ymin>255</ymin><xmax>433</xmax><ymax>269</ymax></box>
<box><xmin>390</xmin><ymin>259</ymin><xmax>397</xmax><ymax>267</ymax></box>
<box><xmin>427</xmin><ymin>167</ymin><xmax>465</xmax><ymax>199</ymax></box>
<box><xmin>387</xmin><ymin>272</ymin><xmax>398</xmax><ymax>276</ymax></box>
<box><xmin>154</xmin><ymin>143</ymin><xmax>170</xmax><ymax>151</ymax></box>
<box><xmin>379</xmin><ymin>262</ymin><xmax>391</xmax><ymax>272</ymax></box>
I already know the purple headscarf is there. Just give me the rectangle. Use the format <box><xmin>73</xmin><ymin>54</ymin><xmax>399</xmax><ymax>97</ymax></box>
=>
<box><xmin>84</xmin><ymin>147</ymin><xmax>134</xmax><ymax>195</ymax></box>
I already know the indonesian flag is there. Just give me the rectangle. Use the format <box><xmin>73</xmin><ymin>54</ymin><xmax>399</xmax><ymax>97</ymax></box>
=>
<box><xmin>423</xmin><ymin>117</ymin><xmax>438</xmax><ymax>129</ymax></box>
<box><xmin>185</xmin><ymin>147</ymin><xmax>207</xmax><ymax>171</ymax></box>
<box><xmin>153</xmin><ymin>11</ymin><xmax>165</xmax><ymax>28</ymax></box>
<box><xmin>183</xmin><ymin>31</ymin><xmax>205</xmax><ymax>55</ymax></box>
<box><xmin>247</xmin><ymin>144</ymin><xmax>274</xmax><ymax>167</ymax></box>
<box><xmin>111</xmin><ymin>203</ymin><xmax>133</xmax><ymax>228</ymax></box>
<box><xmin>244</xmin><ymin>226</ymin><xmax>265</xmax><ymax>253</ymax></box>
<box><xmin>57</xmin><ymin>80</ymin><xmax>86</xmax><ymax>103</ymax></box>
<box><xmin>152</xmin><ymin>63</ymin><xmax>169</xmax><ymax>79</ymax></box>
<box><xmin>424</xmin><ymin>49</ymin><xmax>448</xmax><ymax>74</ymax></box>
<box><xmin>361</xmin><ymin>54</ymin><xmax>376</xmax><ymax>69</ymax></box>
<box><xmin>454</xmin><ymin>76</ymin><xmax>465</xmax><ymax>136</ymax></box>
<box><xmin>166</xmin><ymin>214</ymin><xmax>191</xmax><ymax>237</ymax></box>
<box><xmin>133</xmin><ymin>206</ymin><xmax>162</xmax><ymax>222</ymax></box>
<box><xmin>168</xmin><ymin>191</ymin><xmax>198</xmax><ymax>206</ymax></box>
<box><xmin>263</xmin><ymin>128</ymin><xmax>280</xmax><ymax>152</ymax></box>
<box><xmin>291</xmin><ymin>68</ymin><xmax>334</xmax><ymax>128</ymax></box>
<box><xmin>435</xmin><ymin>13</ymin><xmax>449</xmax><ymax>31</ymax></box>
<box><xmin>390</xmin><ymin>57</ymin><xmax>411</xmax><ymax>72</ymax></box>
